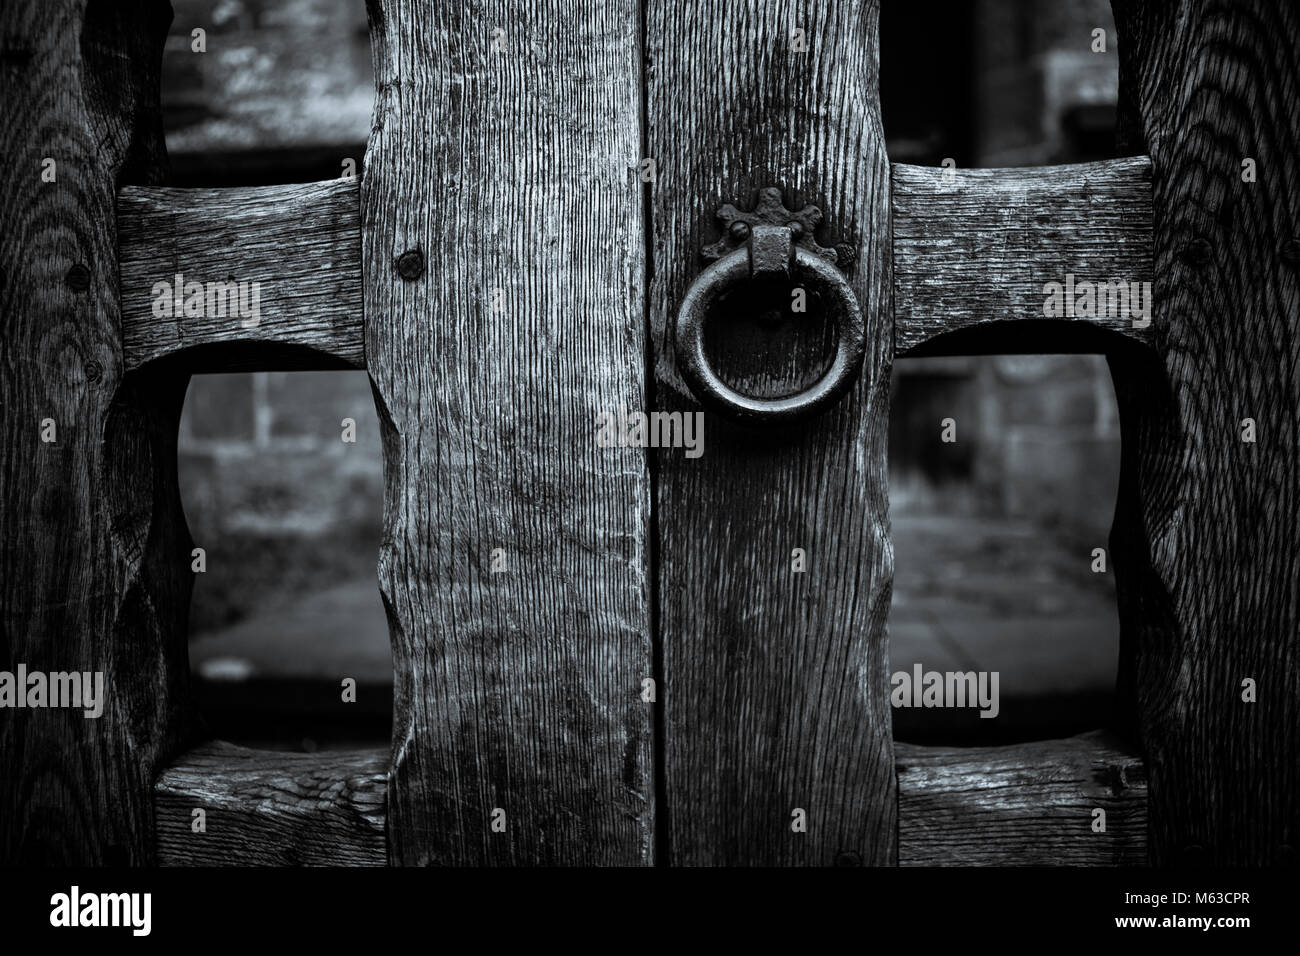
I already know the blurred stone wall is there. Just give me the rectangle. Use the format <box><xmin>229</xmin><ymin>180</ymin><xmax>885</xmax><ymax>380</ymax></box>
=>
<box><xmin>164</xmin><ymin>0</ymin><xmax>371</xmax><ymax>173</ymax></box>
<box><xmin>179</xmin><ymin>373</ymin><xmax>383</xmax><ymax>634</ymax></box>
<box><xmin>180</xmin><ymin>372</ymin><xmax>381</xmax><ymax>537</ymax></box>
<box><xmin>975</xmin><ymin>0</ymin><xmax>1119</xmax><ymax>166</ymax></box>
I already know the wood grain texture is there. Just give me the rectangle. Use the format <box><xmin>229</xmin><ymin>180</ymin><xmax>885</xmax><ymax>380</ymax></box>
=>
<box><xmin>155</xmin><ymin>742</ymin><xmax>386</xmax><ymax>866</ymax></box>
<box><xmin>897</xmin><ymin>732</ymin><xmax>1148</xmax><ymax>866</ymax></box>
<box><xmin>0</xmin><ymin>0</ymin><xmax>195</xmax><ymax>865</ymax></box>
<box><xmin>362</xmin><ymin>0</ymin><xmax>653</xmax><ymax>865</ymax></box>
<box><xmin>647</xmin><ymin>0</ymin><xmax>896</xmax><ymax>865</ymax></box>
<box><xmin>894</xmin><ymin>158</ymin><xmax>1155</xmax><ymax>355</ymax></box>
<box><xmin>1109</xmin><ymin>0</ymin><xmax>1300</xmax><ymax>866</ymax></box>
<box><xmin>118</xmin><ymin>179</ymin><xmax>364</xmax><ymax>371</ymax></box>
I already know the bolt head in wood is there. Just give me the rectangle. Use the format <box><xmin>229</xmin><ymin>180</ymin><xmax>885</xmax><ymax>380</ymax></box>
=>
<box><xmin>396</xmin><ymin>249</ymin><xmax>425</xmax><ymax>280</ymax></box>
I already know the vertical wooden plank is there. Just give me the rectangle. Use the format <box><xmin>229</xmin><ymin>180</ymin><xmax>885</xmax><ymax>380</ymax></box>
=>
<box><xmin>1110</xmin><ymin>0</ymin><xmax>1300</xmax><ymax>865</ymax></box>
<box><xmin>646</xmin><ymin>0</ymin><xmax>896</xmax><ymax>864</ymax></box>
<box><xmin>0</xmin><ymin>0</ymin><xmax>192</xmax><ymax>864</ymax></box>
<box><xmin>362</xmin><ymin>1</ymin><xmax>653</xmax><ymax>864</ymax></box>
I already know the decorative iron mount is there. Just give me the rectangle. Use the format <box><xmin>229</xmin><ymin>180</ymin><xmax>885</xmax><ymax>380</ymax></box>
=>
<box><xmin>701</xmin><ymin>187</ymin><xmax>841</xmax><ymax>266</ymax></box>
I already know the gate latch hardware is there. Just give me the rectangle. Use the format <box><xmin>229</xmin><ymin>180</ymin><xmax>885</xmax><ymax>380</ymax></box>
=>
<box><xmin>674</xmin><ymin>187</ymin><xmax>865</xmax><ymax>425</ymax></box>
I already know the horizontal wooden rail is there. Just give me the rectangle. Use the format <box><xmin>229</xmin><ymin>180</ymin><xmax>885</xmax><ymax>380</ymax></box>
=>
<box><xmin>158</xmin><ymin>731</ymin><xmax>1144</xmax><ymax>866</ymax></box>
<box><xmin>893</xmin><ymin>157</ymin><xmax>1154</xmax><ymax>355</ymax></box>
<box><xmin>118</xmin><ymin>179</ymin><xmax>365</xmax><ymax>372</ymax></box>
<box><xmin>116</xmin><ymin>161</ymin><xmax>1152</xmax><ymax>372</ymax></box>
<box><xmin>155</xmin><ymin>742</ymin><xmax>386</xmax><ymax>866</ymax></box>
<box><xmin>896</xmin><ymin>730</ymin><xmax>1147</xmax><ymax>865</ymax></box>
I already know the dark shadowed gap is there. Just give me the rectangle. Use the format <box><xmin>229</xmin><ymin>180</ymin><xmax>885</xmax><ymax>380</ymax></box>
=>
<box><xmin>888</xmin><ymin>354</ymin><xmax>1122</xmax><ymax>746</ymax></box>
<box><xmin>636</xmin><ymin>0</ymin><xmax>669</xmax><ymax>868</ymax></box>
<box><xmin>879</xmin><ymin>0</ymin><xmax>975</xmax><ymax>167</ymax></box>
<box><xmin>178</xmin><ymin>371</ymin><xmax>391</xmax><ymax>751</ymax></box>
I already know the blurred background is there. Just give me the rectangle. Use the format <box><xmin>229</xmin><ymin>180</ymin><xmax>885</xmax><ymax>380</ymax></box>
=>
<box><xmin>166</xmin><ymin>0</ymin><xmax>1123</xmax><ymax>749</ymax></box>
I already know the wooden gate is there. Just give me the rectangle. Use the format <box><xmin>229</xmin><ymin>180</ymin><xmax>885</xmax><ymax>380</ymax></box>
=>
<box><xmin>1</xmin><ymin>0</ymin><xmax>1296</xmax><ymax>867</ymax></box>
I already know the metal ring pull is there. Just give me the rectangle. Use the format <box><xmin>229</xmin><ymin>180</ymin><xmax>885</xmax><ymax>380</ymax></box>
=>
<box><xmin>674</xmin><ymin>190</ymin><xmax>865</xmax><ymax>425</ymax></box>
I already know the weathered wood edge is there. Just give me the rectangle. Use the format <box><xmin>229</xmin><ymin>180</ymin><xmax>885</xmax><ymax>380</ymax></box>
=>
<box><xmin>154</xmin><ymin>741</ymin><xmax>387</xmax><ymax>866</ymax></box>
<box><xmin>893</xmin><ymin>157</ymin><xmax>1155</xmax><ymax>356</ymax></box>
<box><xmin>896</xmin><ymin>730</ymin><xmax>1147</xmax><ymax>866</ymax></box>
<box><xmin>1109</xmin><ymin>0</ymin><xmax>1300</xmax><ymax>866</ymax></box>
<box><xmin>117</xmin><ymin>178</ymin><xmax>364</xmax><ymax>372</ymax></box>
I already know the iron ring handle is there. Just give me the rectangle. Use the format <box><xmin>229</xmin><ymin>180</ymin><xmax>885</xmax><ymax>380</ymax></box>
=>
<box><xmin>674</xmin><ymin>243</ymin><xmax>865</xmax><ymax>426</ymax></box>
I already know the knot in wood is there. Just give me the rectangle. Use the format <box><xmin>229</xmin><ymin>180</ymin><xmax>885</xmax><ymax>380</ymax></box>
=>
<box><xmin>65</xmin><ymin>263</ymin><xmax>91</xmax><ymax>291</ymax></box>
<box><xmin>1178</xmin><ymin>237</ymin><xmax>1213</xmax><ymax>268</ymax></box>
<box><xmin>1280</xmin><ymin>238</ymin><xmax>1300</xmax><ymax>266</ymax></box>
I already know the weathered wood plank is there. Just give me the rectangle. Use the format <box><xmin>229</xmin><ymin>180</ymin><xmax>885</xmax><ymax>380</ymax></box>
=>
<box><xmin>894</xmin><ymin>158</ymin><xmax>1155</xmax><ymax>355</ymax></box>
<box><xmin>0</xmin><ymin>0</ymin><xmax>194</xmax><ymax>864</ymax></box>
<box><xmin>897</xmin><ymin>731</ymin><xmax>1148</xmax><ymax>866</ymax></box>
<box><xmin>117</xmin><ymin>179</ymin><xmax>364</xmax><ymax>371</ymax></box>
<box><xmin>1109</xmin><ymin>0</ymin><xmax>1300</xmax><ymax>866</ymax></box>
<box><xmin>155</xmin><ymin>742</ymin><xmax>386</xmax><ymax>866</ymax></box>
<box><xmin>647</xmin><ymin>0</ymin><xmax>896</xmax><ymax>865</ymax></box>
<box><xmin>362</xmin><ymin>1</ymin><xmax>653</xmax><ymax>864</ymax></box>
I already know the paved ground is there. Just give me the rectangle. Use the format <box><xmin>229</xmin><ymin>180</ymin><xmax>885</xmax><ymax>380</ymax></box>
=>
<box><xmin>190</xmin><ymin>510</ymin><xmax>1120</xmax><ymax>744</ymax></box>
<box><xmin>891</xmin><ymin>512</ymin><xmax>1119</xmax><ymax>697</ymax></box>
<box><xmin>191</xmin><ymin>578</ymin><xmax>391</xmax><ymax>686</ymax></box>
